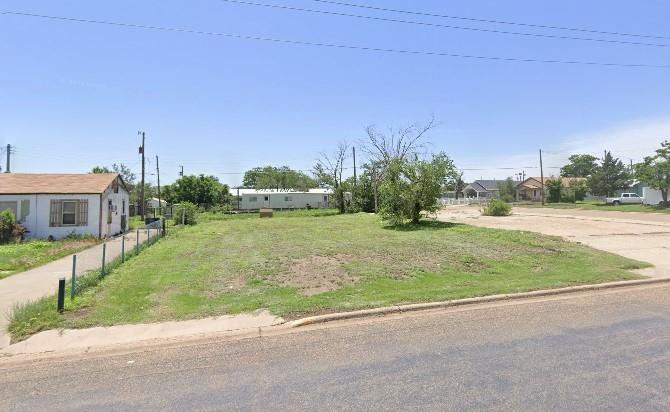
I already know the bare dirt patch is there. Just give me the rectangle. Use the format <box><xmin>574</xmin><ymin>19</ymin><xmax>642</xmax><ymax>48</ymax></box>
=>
<box><xmin>273</xmin><ymin>254</ymin><xmax>359</xmax><ymax>296</ymax></box>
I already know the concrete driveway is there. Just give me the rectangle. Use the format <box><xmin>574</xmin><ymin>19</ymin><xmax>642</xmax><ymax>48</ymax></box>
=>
<box><xmin>437</xmin><ymin>206</ymin><xmax>670</xmax><ymax>279</ymax></box>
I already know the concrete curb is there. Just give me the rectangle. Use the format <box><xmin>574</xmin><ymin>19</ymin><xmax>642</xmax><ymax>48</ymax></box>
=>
<box><xmin>287</xmin><ymin>277</ymin><xmax>670</xmax><ymax>328</ymax></box>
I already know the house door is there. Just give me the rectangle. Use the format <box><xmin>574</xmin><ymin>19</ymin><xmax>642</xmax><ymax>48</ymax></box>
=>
<box><xmin>264</xmin><ymin>195</ymin><xmax>270</xmax><ymax>208</ymax></box>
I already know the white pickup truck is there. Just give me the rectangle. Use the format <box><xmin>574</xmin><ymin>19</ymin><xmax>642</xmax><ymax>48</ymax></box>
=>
<box><xmin>606</xmin><ymin>193</ymin><xmax>644</xmax><ymax>205</ymax></box>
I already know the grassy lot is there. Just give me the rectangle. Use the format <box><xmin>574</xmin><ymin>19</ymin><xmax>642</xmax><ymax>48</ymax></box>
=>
<box><xmin>519</xmin><ymin>201</ymin><xmax>670</xmax><ymax>214</ymax></box>
<box><xmin>9</xmin><ymin>212</ymin><xmax>648</xmax><ymax>341</ymax></box>
<box><xmin>0</xmin><ymin>237</ymin><xmax>99</xmax><ymax>279</ymax></box>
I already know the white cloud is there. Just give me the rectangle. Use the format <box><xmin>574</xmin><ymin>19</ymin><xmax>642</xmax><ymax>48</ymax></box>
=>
<box><xmin>459</xmin><ymin>116</ymin><xmax>670</xmax><ymax>182</ymax></box>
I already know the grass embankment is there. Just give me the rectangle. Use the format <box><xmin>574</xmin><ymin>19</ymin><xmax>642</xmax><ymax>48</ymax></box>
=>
<box><xmin>519</xmin><ymin>201</ymin><xmax>670</xmax><ymax>214</ymax></box>
<box><xmin>0</xmin><ymin>237</ymin><xmax>99</xmax><ymax>279</ymax></box>
<box><xmin>9</xmin><ymin>212</ymin><xmax>648</xmax><ymax>342</ymax></box>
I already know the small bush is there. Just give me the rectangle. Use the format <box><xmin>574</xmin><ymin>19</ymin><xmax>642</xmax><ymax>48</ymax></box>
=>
<box><xmin>482</xmin><ymin>199</ymin><xmax>512</xmax><ymax>216</ymax></box>
<box><xmin>0</xmin><ymin>209</ymin><xmax>26</xmax><ymax>244</ymax></box>
<box><xmin>174</xmin><ymin>201</ymin><xmax>198</xmax><ymax>225</ymax></box>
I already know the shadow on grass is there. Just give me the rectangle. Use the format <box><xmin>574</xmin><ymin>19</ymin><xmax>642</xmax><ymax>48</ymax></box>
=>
<box><xmin>383</xmin><ymin>220</ymin><xmax>462</xmax><ymax>232</ymax></box>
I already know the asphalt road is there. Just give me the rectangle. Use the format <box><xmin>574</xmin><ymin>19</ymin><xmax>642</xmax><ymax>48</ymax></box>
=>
<box><xmin>2</xmin><ymin>284</ymin><xmax>670</xmax><ymax>411</ymax></box>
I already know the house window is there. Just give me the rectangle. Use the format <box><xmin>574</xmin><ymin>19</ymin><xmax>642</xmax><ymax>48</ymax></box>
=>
<box><xmin>284</xmin><ymin>196</ymin><xmax>292</xmax><ymax>202</ymax></box>
<box><xmin>107</xmin><ymin>200</ymin><xmax>113</xmax><ymax>224</ymax></box>
<box><xmin>50</xmin><ymin>199</ymin><xmax>88</xmax><ymax>227</ymax></box>
<box><xmin>62</xmin><ymin>201</ymin><xmax>77</xmax><ymax>225</ymax></box>
<box><xmin>249</xmin><ymin>196</ymin><xmax>258</xmax><ymax>202</ymax></box>
<box><xmin>122</xmin><ymin>199</ymin><xmax>126</xmax><ymax>214</ymax></box>
<box><xmin>323</xmin><ymin>195</ymin><xmax>328</xmax><ymax>202</ymax></box>
<box><xmin>0</xmin><ymin>201</ymin><xmax>18</xmax><ymax>218</ymax></box>
<box><xmin>264</xmin><ymin>196</ymin><xmax>269</xmax><ymax>201</ymax></box>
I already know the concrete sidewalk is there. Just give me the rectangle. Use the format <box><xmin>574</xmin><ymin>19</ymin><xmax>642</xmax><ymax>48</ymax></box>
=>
<box><xmin>0</xmin><ymin>228</ymin><xmax>159</xmax><ymax>349</ymax></box>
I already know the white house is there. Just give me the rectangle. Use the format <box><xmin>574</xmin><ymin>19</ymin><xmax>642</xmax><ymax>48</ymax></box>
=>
<box><xmin>0</xmin><ymin>173</ymin><xmax>130</xmax><ymax>239</ymax></box>
<box><xmin>233</xmin><ymin>188</ymin><xmax>333</xmax><ymax>210</ymax></box>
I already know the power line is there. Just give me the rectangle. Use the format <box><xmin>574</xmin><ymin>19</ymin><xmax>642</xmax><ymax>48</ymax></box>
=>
<box><xmin>308</xmin><ymin>0</ymin><xmax>670</xmax><ymax>41</ymax></box>
<box><xmin>218</xmin><ymin>0</ymin><xmax>667</xmax><ymax>48</ymax></box>
<box><xmin>2</xmin><ymin>10</ymin><xmax>670</xmax><ymax>69</ymax></box>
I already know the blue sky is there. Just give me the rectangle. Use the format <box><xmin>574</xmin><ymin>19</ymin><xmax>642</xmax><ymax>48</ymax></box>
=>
<box><xmin>2</xmin><ymin>0</ymin><xmax>669</xmax><ymax>185</ymax></box>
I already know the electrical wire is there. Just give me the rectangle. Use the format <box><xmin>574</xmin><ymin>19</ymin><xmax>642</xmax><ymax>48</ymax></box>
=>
<box><xmin>1</xmin><ymin>10</ymin><xmax>669</xmax><ymax>69</ymax></box>
<box><xmin>308</xmin><ymin>0</ymin><xmax>670</xmax><ymax>41</ymax></box>
<box><xmin>217</xmin><ymin>0</ymin><xmax>668</xmax><ymax>48</ymax></box>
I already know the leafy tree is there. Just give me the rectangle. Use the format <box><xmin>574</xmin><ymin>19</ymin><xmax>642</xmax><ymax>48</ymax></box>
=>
<box><xmin>171</xmin><ymin>175</ymin><xmax>229</xmax><ymax>206</ymax></box>
<box><xmin>91</xmin><ymin>166</ymin><xmax>111</xmax><ymax>174</ymax></box>
<box><xmin>315</xmin><ymin>141</ymin><xmax>350</xmax><ymax>213</ymax></box>
<box><xmin>568</xmin><ymin>179</ymin><xmax>589</xmax><ymax>201</ymax></box>
<box><xmin>379</xmin><ymin>152</ymin><xmax>455</xmax><ymax>225</ymax></box>
<box><xmin>545</xmin><ymin>178</ymin><xmax>564</xmax><ymax>203</ymax></box>
<box><xmin>444</xmin><ymin>172</ymin><xmax>466</xmax><ymax>199</ymax></box>
<box><xmin>588</xmin><ymin>152</ymin><xmax>630</xmax><ymax>197</ymax></box>
<box><xmin>243</xmin><ymin>166</ymin><xmax>316</xmax><ymax>191</ymax></box>
<box><xmin>635</xmin><ymin>140</ymin><xmax>670</xmax><ymax>207</ymax></box>
<box><xmin>496</xmin><ymin>177</ymin><xmax>517</xmax><ymax>202</ymax></box>
<box><xmin>560</xmin><ymin>154</ymin><xmax>599</xmax><ymax>178</ymax></box>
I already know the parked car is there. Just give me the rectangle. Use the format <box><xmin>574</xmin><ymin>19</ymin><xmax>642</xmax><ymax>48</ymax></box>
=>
<box><xmin>605</xmin><ymin>193</ymin><xmax>644</xmax><ymax>205</ymax></box>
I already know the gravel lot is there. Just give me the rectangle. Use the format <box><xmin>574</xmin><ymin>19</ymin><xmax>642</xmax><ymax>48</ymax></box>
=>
<box><xmin>438</xmin><ymin>206</ymin><xmax>670</xmax><ymax>279</ymax></box>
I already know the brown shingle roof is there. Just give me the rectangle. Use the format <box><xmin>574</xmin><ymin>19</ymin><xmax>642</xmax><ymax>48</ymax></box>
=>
<box><xmin>0</xmin><ymin>173</ymin><xmax>121</xmax><ymax>194</ymax></box>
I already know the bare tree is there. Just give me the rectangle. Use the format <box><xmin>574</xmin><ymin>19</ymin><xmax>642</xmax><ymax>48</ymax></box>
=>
<box><xmin>363</xmin><ymin>115</ymin><xmax>436</xmax><ymax>165</ymax></box>
<box><xmin>315</xmin><ymin>140</ymin><xmax>350</xmax><ymax>213</ymax></box>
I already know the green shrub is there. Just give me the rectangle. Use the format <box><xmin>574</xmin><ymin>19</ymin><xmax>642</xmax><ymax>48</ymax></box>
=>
<box><xmin>174</xmin><ymin>201</ymin><xmax>198</xmax><ymax>225</ymax></box>
<box><xmin>481</xmin><ymin>199</ymin><xmax>512</xmax><ymax>216</ymax></box>
<box><xmin>0</xmin><ymin>209</ymin><xmax>26</xmax><ymax>244</ymax></box>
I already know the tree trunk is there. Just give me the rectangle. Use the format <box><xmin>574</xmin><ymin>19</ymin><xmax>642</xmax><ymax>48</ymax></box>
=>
<box><xmin>662</xmin><ymin>189</ymin><xmax>669</xmax><ymax>208</ymax></box>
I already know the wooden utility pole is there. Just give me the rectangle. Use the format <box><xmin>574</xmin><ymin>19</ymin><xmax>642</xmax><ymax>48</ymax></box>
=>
<box><xmin>155</xmin><ymin>155</ymin><xmax>161</xmax><ymax>218</ymax></box>
<box><xmin>138</xmin><ymin>131</ymin><xmax>146</xmax><ymax>220</ymax></box>
<box><xmin>539</xmin><ymin>149</ymin><xmax>545</xmax><ymax>205</ymax></box>
<box><xmin>352</xmin><ymin>146</ymin><xmax>357</xmax><ymax>187</ymax></box>
<box><xmin>372</xmin><ymin>164</ymin><xmax>378</xmax><ymax>213</ymax></box>
<box><xmin>179</xmin><ymin>165</ymin><xmax>184</xmax><ymax>177</ymax></box>
<box><xmin>4</xmin><ymin>144</ymin><xmax>11</xmax><ymax>173</ymax></box>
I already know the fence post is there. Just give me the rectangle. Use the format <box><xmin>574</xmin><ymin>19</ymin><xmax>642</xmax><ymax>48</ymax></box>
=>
<box><xmin>182</xmin><ymin>208</ymin><xmax>185</xmax><ymax>225</ymax></box>
<box><xmin>162</xmin><ymin>218</ymin><xmax>166</xmax><ymax>237</ymax></box>
<box><xmin>146</xmin><ymin>227</ymin><xmax>150</xmax><ymax>246</ymax></box>
<box><xmin>70</xmin><ymin>255</ymin><xmax>77</xmax><ymax>299</ymax></box>
<box><xmin>121</xmin><ymin>235</ymin><xmax>125</xmax><ymax>262</ymax></box>
<box><xmin>101</xmin><ymin>243</ymin><xmax>107</xmax><ymax>276</ymax></box>
<box><xmin>57</xmin><ymin>278</ymin><xmax>65</xmax><ymax>313</ymax></box>
<box><xmin>136</xmin><ymin>229</ymin><xmax>140</xmax><ymax>254</ymax></box>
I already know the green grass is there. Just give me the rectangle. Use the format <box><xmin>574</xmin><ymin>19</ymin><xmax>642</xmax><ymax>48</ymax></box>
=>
<box><xmin>519</xmin><ymin>200</ymin><xmax>670</xmax><ymax>214</ymax></box>
<box><xmin>0</xmin><ymin>237</ymin><xmax>99</xmax><ymax>279</ymax></box>
<box><xmin>8</xmin><ymin>213</ymin><xmax>649</xmax><ymax>342</ymax></box>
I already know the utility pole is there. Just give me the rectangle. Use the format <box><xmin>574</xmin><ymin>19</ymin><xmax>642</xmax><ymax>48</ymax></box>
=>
<box><xmin>138</xmin><ymin>131</ymin><xmax>146</xmax><ymax>221</ymax></box>
<box><xmin>155</xmin><ymin>155</ymin><xmax>161</xmax><ymax>218</ymax></box>
<box><xmin>237</xmin><ymin>187</ymin><xmax>240</xmax><ymax>210</ymax></box>
<box><xmin>372</xmin><ymin>164</ymin><xmax>378</xmax><ymax>213</ymax></box>
<box><xmin>179</xmin><ymin>165</ymin><xmax>184</xmax><ymax>177</ymax></box>
<box><xmin>539</xmin><ymin>149</ymin><xmax>545</xmax><ymax>205</ymax></box>
<box><xmin>352</xmin><ymin>146</ymin><xmax>357</xmax><ymax>203</ymax></box>
<box><xmin>5</xmin><ymin>144</ymin><xmax>11</xmax><ymax>173</ymax></box>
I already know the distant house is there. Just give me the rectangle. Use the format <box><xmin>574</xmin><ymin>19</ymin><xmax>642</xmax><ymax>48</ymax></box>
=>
<box><xmin>463</xmin><ymin>180</ymin><xmax>502</xmax><ymax>199</ymax></box>
<box><xmin>516</xmin><ymin>177</ymin><xmax>587</xmax><ymax>202</ymax></box>
<box><xmin>0</xmin><ymin>173</ymin><xmax>129</xmax><ymax>239</ymax></box>
<box><xmin>233</xmin><ymin>188</ymin><xmax>333</xmax><ymax>210</ymax></box>
<box><xmin>147</xmin><ymin>197</ymin><xmax>167</xmax><ymax>209</ymax></box>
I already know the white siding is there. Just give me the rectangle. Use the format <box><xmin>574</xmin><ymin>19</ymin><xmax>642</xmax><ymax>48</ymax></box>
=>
<box><xmin>236</xmin><ymin>192</ymin><xmax>330</xmax><ymax>210</ymax></box>
<box><xmin>101</xmin><ymin>185</ymin><xmax>130</xmax><ymax>238</ymax></box>
<box><xmin>0</xmin><ymin>194</ymin><xmax>101</xmax><ymax>239</ymax></box>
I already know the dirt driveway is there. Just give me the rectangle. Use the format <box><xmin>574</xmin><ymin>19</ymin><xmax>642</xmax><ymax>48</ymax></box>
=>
<box><xmin>437</xmin><ymin>206</ymin><xmax>670</xmax><ymax>279</ymax></box>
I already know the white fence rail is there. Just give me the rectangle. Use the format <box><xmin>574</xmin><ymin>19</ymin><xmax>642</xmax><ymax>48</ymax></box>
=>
<box><xmin>440</xmin><ymin>198</ymin><xmax>487</xmax><ymax>206</ymax></box>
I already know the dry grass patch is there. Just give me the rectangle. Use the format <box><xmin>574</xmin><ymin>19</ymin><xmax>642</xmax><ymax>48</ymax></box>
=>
<box><xmin>273</xmin><ymin>254</ymin><xmax>359</xmax><ymax>295</ymax></box>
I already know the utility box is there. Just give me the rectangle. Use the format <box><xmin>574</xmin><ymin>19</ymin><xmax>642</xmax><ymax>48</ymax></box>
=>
<box><xmin>259</xmin><ymin>208</ymin><xmax>273</xmax><ymax>218</ymax></box>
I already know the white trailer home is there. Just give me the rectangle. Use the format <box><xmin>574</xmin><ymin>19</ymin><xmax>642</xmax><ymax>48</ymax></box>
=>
<box><xmin>0</xmin><ymin>173</ymin><xmax>130</xmax><ymax>239</ymax></box>
<box><xmin>233</xmin><ymin>188</ymin><xmax>333</xmax><ymax>210</ymax></box>
<box><xmin>643</xmin><ymin>187</ymin><xmax>666</xmax><ymax>206</ymax></box>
